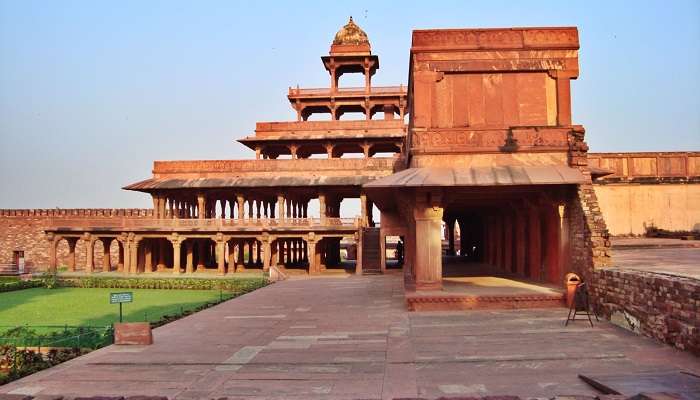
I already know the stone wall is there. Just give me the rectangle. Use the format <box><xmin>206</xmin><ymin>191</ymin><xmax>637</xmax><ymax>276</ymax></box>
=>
<box><xmin>566</xmin><ymin>127</ymin><xmax>612</xmax><ymax>284</ymax></box>
<box><xmin>590</xmin><ymin>268</ymin><xmax>700</xmax><ymax>356</ymax></box>
<box><xmin>594</xmin><ymin>183</ymin><xmax>700</xmax><ymax>235</ymax></box>
<box><xmin>0</xmin><ymin>209</ymin><xmax>153</xmax><ymax>271</ymax></box>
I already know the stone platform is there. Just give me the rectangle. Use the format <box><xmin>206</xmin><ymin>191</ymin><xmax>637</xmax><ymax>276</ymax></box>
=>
<box><xmin>2</xmin><ymin>274</ymin><xmax>698</xmax><ymax>399</ymax></box>
<box><xmin>406</xmin><ymin>261</ymin><xmax>565</xmax><ymax>311</ymax></box>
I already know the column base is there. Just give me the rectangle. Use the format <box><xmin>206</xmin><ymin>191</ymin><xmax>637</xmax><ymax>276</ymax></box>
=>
<box><xmin>415</xmin><ymin>280</ymin><xmax>443</xmax><ymax>291</ymax></box>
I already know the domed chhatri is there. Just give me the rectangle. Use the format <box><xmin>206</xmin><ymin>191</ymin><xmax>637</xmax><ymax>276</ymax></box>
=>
<box><xmin>333</xmin><ymin>16</ymin><xmax>370</xmax><ymax>46</ymax></box>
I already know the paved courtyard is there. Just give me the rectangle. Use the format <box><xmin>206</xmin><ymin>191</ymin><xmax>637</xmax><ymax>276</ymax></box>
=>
<box><xmin>2</xmin><ymin>273</ymin><xmax>699</xmax><ymax>399</ymax></box>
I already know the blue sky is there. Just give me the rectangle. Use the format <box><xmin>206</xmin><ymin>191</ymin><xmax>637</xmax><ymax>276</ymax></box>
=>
<box><xmin>1</xmin><ymin>0</ymin><xmax>699</xmax><ymax>209</ymax></box>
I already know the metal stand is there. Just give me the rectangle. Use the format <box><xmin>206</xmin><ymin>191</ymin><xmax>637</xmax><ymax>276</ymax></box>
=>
<box><xmin>565</xmin><ymin>283</ymin><xmax>599</xmax><ymax>327</ymax></box>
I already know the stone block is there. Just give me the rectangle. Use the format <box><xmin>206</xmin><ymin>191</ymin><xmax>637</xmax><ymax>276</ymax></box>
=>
<box><xmin>114</xmin><ymin>322</ymin><xmax>153</xmax><ymax>345</ymax></box>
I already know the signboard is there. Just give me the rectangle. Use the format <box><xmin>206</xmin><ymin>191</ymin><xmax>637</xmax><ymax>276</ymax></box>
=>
<box><xmin>110</xmin><ymin>292</ymin><xmax>133</xmax><ymax>304</ymax></box>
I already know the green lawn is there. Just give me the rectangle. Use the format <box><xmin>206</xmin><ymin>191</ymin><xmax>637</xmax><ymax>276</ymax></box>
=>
<box><xmin>0</xmin><ymin>287</ymin><xmax>224</xmax><ymax>327</ymax></box>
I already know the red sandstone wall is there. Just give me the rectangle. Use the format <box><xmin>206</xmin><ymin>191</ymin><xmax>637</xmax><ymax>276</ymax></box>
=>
<box><xmin>591</xmin><ymin>268</ymin><xmax>700</xmax><ymax>356</ymax></box>
<box><xmin>0</xmin><ymin>209</ymin><xmax>153</xmax><ymax>271</ymax></box>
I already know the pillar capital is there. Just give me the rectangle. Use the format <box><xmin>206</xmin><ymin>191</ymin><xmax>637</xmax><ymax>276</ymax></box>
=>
<box><xmin>169</xmin><ymin>232</ymin><xmax>182</xmax><ymax>246</ymax></box>
<box><xmin>305</xmin><ymin>232</ymin><xmax>317</xmax><ymax>244</ymax></box>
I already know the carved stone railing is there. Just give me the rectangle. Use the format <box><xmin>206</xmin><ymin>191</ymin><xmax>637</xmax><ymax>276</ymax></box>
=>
<box><xmin>45</xmin><ymin>217</ymin><xmax>361</xmax><ymax>232</ymax></box>
<box><xmin>288</xmin><ymin>86</ymin><xmax>406</xmax><ymax>97</ymax></box>
<box><xmin>253</xmin><ymin>120</ymin><xmax>407</xmax><ymax>138</ymax></box>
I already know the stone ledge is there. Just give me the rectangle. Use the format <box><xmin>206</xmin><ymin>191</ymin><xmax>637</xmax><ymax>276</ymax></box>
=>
<box><xmin>405</xmin><ymin>293</ymin><xmax>565</xmax><ymax>311</ymax></box>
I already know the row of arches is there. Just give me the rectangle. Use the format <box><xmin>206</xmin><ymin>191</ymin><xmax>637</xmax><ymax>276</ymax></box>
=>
<box><xmin>48</xmin><ymin>234</ymin><xmax>350</xmax><ymax>275</ymax></box>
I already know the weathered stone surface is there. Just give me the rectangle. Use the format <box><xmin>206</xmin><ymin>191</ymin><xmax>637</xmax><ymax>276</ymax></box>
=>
<box><xmin>590</xmin><ymin>268</ymin><xmax>700</xmax><ymax>355</ymax></box>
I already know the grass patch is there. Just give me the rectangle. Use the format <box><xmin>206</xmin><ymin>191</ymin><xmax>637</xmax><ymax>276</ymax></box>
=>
<box><xmin>0</xmin><ymin>287</ymin><xmax>229</xmax><ymax>327</ymax></box>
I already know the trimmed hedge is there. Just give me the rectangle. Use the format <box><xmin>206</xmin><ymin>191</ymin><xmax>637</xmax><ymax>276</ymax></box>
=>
<box><xmin>0</xmin><ymin>280</ymin><xmax>43</xmax><ymax>293</ymax></box>
<box><xmin>56</xmin><ymin>276</ymin><xmax>268</xmax><ymax>291</ymax></box>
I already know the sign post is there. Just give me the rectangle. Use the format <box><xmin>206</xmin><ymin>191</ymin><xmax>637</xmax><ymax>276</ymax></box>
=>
<box><xmin>110</xmin><ymin>292</ymin><xmax>133</xmax><ymax>323</ymax></box>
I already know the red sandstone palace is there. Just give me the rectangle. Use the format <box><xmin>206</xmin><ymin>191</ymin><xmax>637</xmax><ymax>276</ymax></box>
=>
<box><xmin>2</xmin><ymin>20</ymin><xmax>699</xmax><ymax>301</ymax></box>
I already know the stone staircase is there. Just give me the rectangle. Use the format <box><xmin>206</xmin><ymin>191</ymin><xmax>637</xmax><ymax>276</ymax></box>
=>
<box><xmin>361</xmin><ymin>227</ymin><xmax>382</xmax><ymax>274</ymax></box>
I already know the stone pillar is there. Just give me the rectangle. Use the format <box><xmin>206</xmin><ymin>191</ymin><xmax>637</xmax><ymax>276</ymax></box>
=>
<box><xmin>355</xmin><ymin>231</ymin><xmax>363</xmax><ymax>275</ymax></box>
<box><xmin>364</xmin><ymin>65</ymin><xmax>371</xmax><ymax>92</ymax></box>
<box><xmin>237</xmin><ymin>194</ymin><xmax>245</xmax><ymax>220</ymax></box>
<box><xmin>156</xmin><ymin>240</ymin><xmax>166</xmax><ymax>271</ymax></box>
<box><xmin>67</xmin><ymin>237</ymin><xmax>77</xmax><ymax>272</ymax></box>
<box><xmin>185</xmin><ymin>241</ymin><xmax>194</xmax><ymax>274</ymax></box>
<box><xmin>504</xmin><ymin>214</ymin><xmax>513</xmax><ymax>273</ymax></box>
<box><xmin>261</xmin><ymin>237</ymin><xmax>272</xmax><ymax>272</ymax></box>
<box><xmin>171</xmin><ymin>235</ymin><xmax>182</xmax><ymax>274</ymax></box>
<box><xmin>543</xmin><ymin>203</ymin><xmax>561</xmax><ymax>284</ymax></box>
<box><xmin>277</xmin><ymin>194</ymin><xmax>285</xmax><ymax>221</ymax></box>
<box><xmin>101</xmin><ymin>238</ymin><xmax>111</xmax><ymax>272</ymax></box>
<box><xmin>84</xmin><ymin>234</ymin><xmax>95</xmax><ymax>273</ymax></box>
<box><xmin>196</xmin><ymin>240</ymin><xmax>206</xmax><ymax>270</ymax></box>
<box><xmin>216</xmin><ymin>235</ymin><xmax>225</xmax><ymax>275</ymax></box>
<box><xmin>227</xmin><ymin>240</ymin><xmax>235</xmax><ymax>273</ymax></box>
<box><xmin>307</xmin><ymin>234</ymin><xmax>319</xmax><ymax>275</ymax></box>
<box><xmin>152</xmin><ymin>195</ymin><xmax>159</xmax><ymax>218</ymax></box>
<box><xmin>47</xmin><ymin>234</ymin><xmax>59</xmax><ymax>273</ymax></box>
<box><xmin>130</xmin><ymin>235</ymin><xmax>139</xmax><ymax>274</ymax></box>
<box><xmin>319</xmin><ymin>193</ymin><xmax>326</xmax><ymax>223</ymax></box>
<box><xmin>325</xmin><ymin>144</ymin><xmax>333</xmax><ymax>158</ymax></box>
<box><xmin>197</xmin><ymin>193</ymin><xmax>206</xmax><ymax>219</ymax></box>
<box><xmin>117</xmin><ymin>240</ymin><xmax>125</xmax><ymax>272</ymax></box>
<box><xmin>515</xmin><ymin>212</ymin><xmax>527</xmax><ymax>277</ymax></box>
<box><xmin>413</xmin><ymin>193</ymin><xmax>444</xmax><ymax>291</ymax></box>
<box><xmin>360</xmin><ymin>193</ymin><xmax>368</xmax><ymax>226</ymax></box>
<box><xmin>236</xmin><ymin>240</ymin><xmax>245</xmax><ymax>271</ymax></box>
<box><xmin>527</xmin><ymin>206</ymin><xmax>542</xmax><ymax>280</ymax></box>
<box><xmin>122</xmin><ymin>239</ymin><xmax>130</xmax><ymax>275</ymax></box>
<box><xmin>559</xmin><ymin>204</ymin><xmax>570</xmax><ymax>281</ymax></box>
<box><xmin>493</xmin><ymin>215</ymin><xmax>505</xmax><ymax>270</ymax></box>
<box><xmin>144</xmin><ymin>241</ymin><xmax>153</xmax><ymax>273</ymax></box>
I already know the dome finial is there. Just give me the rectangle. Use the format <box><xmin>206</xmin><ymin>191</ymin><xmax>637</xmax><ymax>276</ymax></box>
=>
<box><xmin>333</xmin><ymin>16</ymin><xmax>369</xmax><ymax>46</ymax></box>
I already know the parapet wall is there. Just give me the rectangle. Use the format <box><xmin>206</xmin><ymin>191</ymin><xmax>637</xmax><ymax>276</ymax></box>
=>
<box><xmin>591</xmin><ymin>268</ymin><xmax>700</xmax><ymax>356</ymax></box>
<box><xmin>0</xmin><ymin>209</ymin><xmax>153</xmax><ymax>217</ymax></box>
<box><xmin>0</xmin><ymin>209</ymin><xmax>152</xmax><ymax>270</ymax></box>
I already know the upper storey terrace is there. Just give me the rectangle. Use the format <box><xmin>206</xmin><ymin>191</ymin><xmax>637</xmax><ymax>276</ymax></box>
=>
<box><xmin>238</xmin><ymin>17</ymin><xmax>409</xmax><ymax>160</ymax></box>
<box><xmin>286</xmin><ymin>17</ymin><xmax>408</xmax><ymax>122</ymax></box>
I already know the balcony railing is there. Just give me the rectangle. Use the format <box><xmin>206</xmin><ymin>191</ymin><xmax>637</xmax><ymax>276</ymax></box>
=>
<box><xmin>288</xmin><ymin>86</ymin><xmax>406</xmax><ymax>97</ymax></box>
<box><xmin>46</xmin><ymin>217</ymin><xmax>361</xmax><ymax>231</ymax></box>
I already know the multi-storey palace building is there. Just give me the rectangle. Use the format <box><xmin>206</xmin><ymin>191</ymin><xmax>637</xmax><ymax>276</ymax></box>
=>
<box><xmin>1</xmin><ymin>19</ymin><xmax>698</xmax><ymax>308</ymax></box>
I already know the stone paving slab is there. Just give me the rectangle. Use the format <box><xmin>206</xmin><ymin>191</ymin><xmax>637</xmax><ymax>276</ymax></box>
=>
<box><xmin>1</xmin><ymin>274</ymin><xmax>699</xmax><ymax>399</ymax></box>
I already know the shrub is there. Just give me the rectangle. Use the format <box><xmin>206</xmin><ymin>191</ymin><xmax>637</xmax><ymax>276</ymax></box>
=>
<box><xmin>57</xmin><ymin>276</ymin><xmax>268</xmax><ymax>292</ymax></box>
<box><xmin>0</xmin><ymin>280</ymin><xmax>42</xmax><ymax>293</ymax></box>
